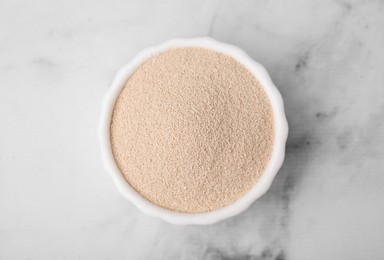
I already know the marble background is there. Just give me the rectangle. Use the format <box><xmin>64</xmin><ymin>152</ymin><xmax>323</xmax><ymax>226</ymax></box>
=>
<box><xmin>1</xmin><ymin>0</ymin><xmax>384</xmax><ymax>259</ymax></box>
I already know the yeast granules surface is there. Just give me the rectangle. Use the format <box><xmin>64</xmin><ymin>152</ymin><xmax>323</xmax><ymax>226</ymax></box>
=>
<box><xmin>110</xmin><ymin>47</ymin><xmax>274</xmax><ymax>213</ymax></box>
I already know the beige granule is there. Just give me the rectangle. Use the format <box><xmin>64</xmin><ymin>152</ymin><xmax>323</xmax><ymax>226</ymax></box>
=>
<box><xmin>110</xmin><ymin>47</ymin><xmax>274</xmax><ymax>213</ymax></box>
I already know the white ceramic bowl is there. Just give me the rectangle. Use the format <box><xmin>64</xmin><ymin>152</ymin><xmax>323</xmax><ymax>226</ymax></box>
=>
<box><xmin>99</xmin><ymin>37</ymin><xmax>288</xmax><ymax>225</ymax></box>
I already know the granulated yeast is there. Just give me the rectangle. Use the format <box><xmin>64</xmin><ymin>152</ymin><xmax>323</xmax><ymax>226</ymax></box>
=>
<box><xmin>110</xmin><ymin>47</ymin><xmax>274</xmax><ymax>213</ymax></box>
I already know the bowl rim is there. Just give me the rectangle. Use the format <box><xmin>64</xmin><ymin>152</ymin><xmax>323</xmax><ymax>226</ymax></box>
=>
<box><xmin>98</xmin><ymin>37</ymin><xmax>288</xmax><ymax>225</ymax></box>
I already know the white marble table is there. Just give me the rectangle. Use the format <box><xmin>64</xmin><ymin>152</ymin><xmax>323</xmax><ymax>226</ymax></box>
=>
<box><xmin>1</xmin><ymin>0</ymin><xmax>384</xmax><ymax>259</ymax></box>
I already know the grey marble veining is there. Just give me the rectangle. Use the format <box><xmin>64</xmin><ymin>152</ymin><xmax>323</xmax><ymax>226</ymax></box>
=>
<box><xmin>1</xmin><ymin>0</ymin><xmax>384</xmax><ymax>259</ymax></box>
